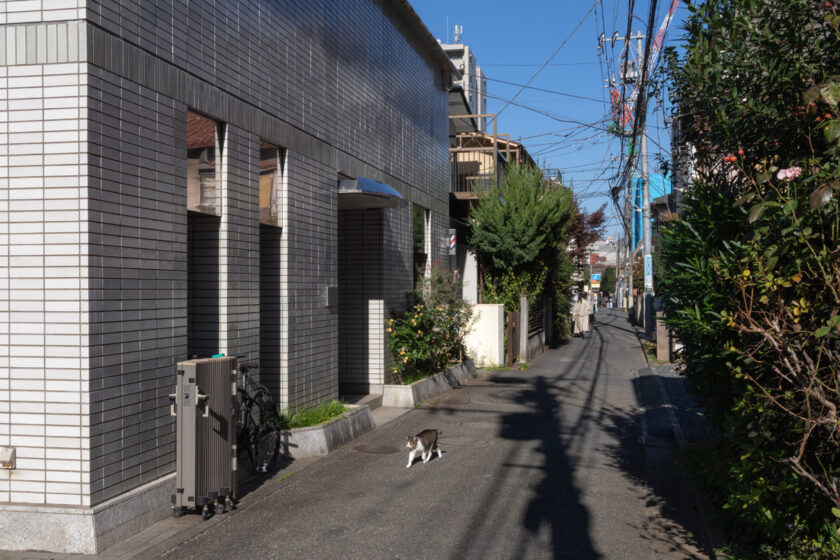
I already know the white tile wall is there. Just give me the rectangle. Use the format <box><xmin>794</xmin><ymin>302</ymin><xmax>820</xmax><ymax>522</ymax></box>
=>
<box><xmin>0</xmin><ymin>58</ymin><xmax>88</xmax><ymax>506</ymax></box>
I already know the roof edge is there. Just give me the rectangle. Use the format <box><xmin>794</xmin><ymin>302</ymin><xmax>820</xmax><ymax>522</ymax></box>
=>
<box><xmin>390</xmin><ymin>0</ymin><xmax>456</xmax><ymax>77</ymax></box>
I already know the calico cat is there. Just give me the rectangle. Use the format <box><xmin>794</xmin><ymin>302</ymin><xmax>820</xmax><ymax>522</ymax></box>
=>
<box><xmin>406</xmin><ymin>429</ymin><xmax>443</xmax><ymax>468</ymax></box>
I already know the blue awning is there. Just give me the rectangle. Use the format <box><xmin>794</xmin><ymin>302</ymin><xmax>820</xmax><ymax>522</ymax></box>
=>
<box><xmin>338</xmin><ymin>177</ymin><xmax>403</xmax><ymax>210</ymax></box>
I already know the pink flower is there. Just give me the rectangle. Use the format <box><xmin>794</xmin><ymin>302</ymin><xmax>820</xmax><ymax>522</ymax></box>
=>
<box><xmin>777</xmin><ymin>166</ymin><xmax>802</xmax><ymax>180</ymax></box>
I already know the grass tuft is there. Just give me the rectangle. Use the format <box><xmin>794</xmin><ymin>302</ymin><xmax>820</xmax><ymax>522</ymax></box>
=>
<box><xmin>277</xmin><ymin>400</ymin><xmax>347</xmax><ymax>429</ymax></box>
<box><xmin>481</xmin><ymin>364</ymin><xmax>511</xmax><ymax>372</ymax></box>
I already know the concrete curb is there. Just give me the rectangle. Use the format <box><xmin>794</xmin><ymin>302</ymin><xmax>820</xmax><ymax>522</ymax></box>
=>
<box><xmin>280</xmin><ymin>404</ymin><xmax>375</xmax><ymax>458</ymax></box>
<box><xmin>381</xmin><ymin>360</ymin><xmax>477</xmax><ymax>407</ymax></box>
<box><xmin>632</xmin><ymin>319</ymin><xmax>724</xmax><ymax>558</ymax></box>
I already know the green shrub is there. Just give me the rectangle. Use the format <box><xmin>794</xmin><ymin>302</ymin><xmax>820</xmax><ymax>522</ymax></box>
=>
<box><xmin>663</xmin><ymin>0</ymin><xmax>840</xmax><ymax>553</ymax></box>
<box><xmin>388</xmin><ymin>267</ymin><xmax>473</xmax><ymax>384</ymax></box>
<box><xmin>482</xmin><ymin>266</ymin><xmax>547</xmax><ymax>313</ymax></box>
<box><xmin>278</xmin><ymin>400</ymin><xmax>346</xmax><ymax>430</ymax></box>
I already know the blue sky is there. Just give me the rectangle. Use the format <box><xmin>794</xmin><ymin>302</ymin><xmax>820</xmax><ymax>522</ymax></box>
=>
<box><xmin>409</xmin><ymin>0</ymin><xmax>691</xmax><ymax>237</ymax></box>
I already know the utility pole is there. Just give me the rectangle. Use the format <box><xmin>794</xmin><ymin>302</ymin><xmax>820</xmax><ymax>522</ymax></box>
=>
<box><xmin>625</xmin><ymin>171</ymin><xmax>634</xmax><ymax>312</ymax></box>
<box><xmin>615</xmin><ymin>236</ymin><xmax>621</xmax><ymax>308</ymax></box>
<box><xmin>601</xmin><ymin>1</ymin><xmax>681</xmax><ymax>322</ymax></box>
<box><xmin>598</xmin><ymin>31</ymin><xmax>646</xmax><ymax>316</ymax></box>
<box><xmin>636</xmin><ymin>31</ymin><xmax>654</xmax><ymax>299</ymax></box>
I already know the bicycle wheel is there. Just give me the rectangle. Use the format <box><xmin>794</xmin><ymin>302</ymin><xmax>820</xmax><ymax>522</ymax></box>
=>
<box><xmin>235</xmin><ymin>389</ymin><xmax>260</xmax><ymax>473</ymax></box>
<box><xmin>251</xmin><ymin>387</ymin><xmax>281</xmax><ymax>472</ymax></box>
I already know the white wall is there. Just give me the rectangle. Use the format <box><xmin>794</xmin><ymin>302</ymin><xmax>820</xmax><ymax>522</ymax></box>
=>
<box><xmin>465</xmin><ymin>304</ymin><xmax>504</xmax><ymax>367</ymax></box>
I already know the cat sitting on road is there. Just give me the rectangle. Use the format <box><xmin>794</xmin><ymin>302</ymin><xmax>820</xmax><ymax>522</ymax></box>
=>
<box><xmin>406</xmin><ymin>429</ymin><xmax>443</xmax><ymax>468</ymax></box>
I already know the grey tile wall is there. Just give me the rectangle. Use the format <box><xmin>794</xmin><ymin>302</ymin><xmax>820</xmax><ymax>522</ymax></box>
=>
<box><xmin>338</xmin><ymin>202</ymin><xmax>412</xmax><ymax>390</ymax></box>
<box><xmin>78</xmin><ymin>0</ymin><xmax>451</xmax><ymax>214</ymax></box>
<box><xmin>259</xmin><ymin>224</ymin><xmax>282</xmax><ymax>394</ymax></box>
<box><xmin>86</xmin><ymin>66</ymin><xmax>183</xmax><ymax>505</ymax></box>
<box><xmin>338</xmin><ymin>208</ymin><xmax>385</xmax><ymax>391</ymax></box>
<box><xmin>187</xmin><ymin>213</ymin><xmax>220</xmax><ymax>359</ymax></box>
<box><xmin>382</xmin><ymin>202</ymin><xmax>413</xmax><ymax>383</ymax></box>
<box><xmin>219</xmin><ymin>125</ymin><xmax>260</xmax><ymax>367</ymax></box>
<box><xmin>429</xmin><ymin>210</ymin><xmax>451</xmax><ymax>270</ymax></box>
<box><xmin>282</xmin><ymin>152</ymin><xmax>338</xmax><ymax>409</ymax></box>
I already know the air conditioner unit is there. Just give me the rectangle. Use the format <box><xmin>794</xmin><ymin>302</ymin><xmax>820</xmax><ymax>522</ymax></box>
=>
<box><xmin>171</xmin><ymin>357</ymin><xmax>237</xmax><ymax>520</ymax></box>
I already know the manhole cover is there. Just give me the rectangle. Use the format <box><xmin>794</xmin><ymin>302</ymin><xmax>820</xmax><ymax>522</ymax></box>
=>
<box><xmin>353</xmin><ymin>444</ymin><xmax>401</xmax><ymax>454</ymax></box>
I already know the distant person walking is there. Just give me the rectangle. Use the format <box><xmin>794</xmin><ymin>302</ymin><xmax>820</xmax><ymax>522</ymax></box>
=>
<box><xmin>573</xmin><ymin>292</ymin><xmax>592</xmax><ymax>339</ymax></box>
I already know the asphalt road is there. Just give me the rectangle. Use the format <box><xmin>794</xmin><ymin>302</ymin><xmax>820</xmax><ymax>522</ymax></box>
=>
<box><xmin>151</xmin><ymin>309</ymin><xmax>710</xmax><ymax>560</ymax></box>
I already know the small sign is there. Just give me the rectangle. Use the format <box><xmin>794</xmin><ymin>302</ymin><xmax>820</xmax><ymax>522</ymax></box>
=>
<box><xmin>644</xmin><ymin>254</ymin><xmax>654</xmax><ymax>291</ymax></box>
<box><xmin>448</xmin><ymin>228</ymin><xmax>456</xmax><ymax>256</ymax></box>
<box><xmin>591</xmin><ymin>273</ymin><xmax>601</xmax><ymax>286</ymax></box>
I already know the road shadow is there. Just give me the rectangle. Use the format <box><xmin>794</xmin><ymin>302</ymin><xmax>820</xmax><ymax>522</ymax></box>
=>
<box><xmin>433</xmin><ymin>309</ymin><xmax>711</xmax><ymax>558</ymax></box>
<box><xmin>236</xmin><ymin>451</ymin><xmax>295</xmax><ymax>501</ymax></box>
<box><xmin>593</xmin><ymin>370</ymin><xmax>713</xmax><ymax>559</ymax></box>
<box><xmin>500</xmin><ymin>374</ymin><xmax>602</xmax><ymax>559</ymax></box>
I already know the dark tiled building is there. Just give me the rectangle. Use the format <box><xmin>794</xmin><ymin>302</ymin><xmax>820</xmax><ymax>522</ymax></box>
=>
<box><xmin>0</xmin><ymin>0</ymin><xmax>451</xmax><ymax>552</ymax></box>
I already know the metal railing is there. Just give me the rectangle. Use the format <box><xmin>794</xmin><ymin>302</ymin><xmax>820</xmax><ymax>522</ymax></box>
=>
<box><xmin>451</xmin><ymin>152</ymin><xmax>497</xmax><ymax>196</ymax></box>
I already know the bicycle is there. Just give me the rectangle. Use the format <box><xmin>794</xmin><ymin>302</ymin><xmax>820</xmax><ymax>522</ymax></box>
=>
<box><xmin>235</xmin><ymin>361</ymin><xmax>284</xmax><ymax>475</ymax></box>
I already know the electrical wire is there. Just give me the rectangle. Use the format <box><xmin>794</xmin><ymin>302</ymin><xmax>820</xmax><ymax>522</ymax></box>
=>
<box><xmin>485</xmin><ymin>92</ymin><xmax>613</xmax><ymax>132</ymax></box>
<box><xmin>481</xmin><ymin>61</ymin><xmax>601</xmax><ymax>67</ymax></box>
<box><xmin>482</xmin><ymin>76</ymin><xmax>605</xmax><ymax>103</ymax></box>
<box><xmin>492</xmin><ymin>0</ymin><xmax>602</xmax><ymax>123</ymax></box>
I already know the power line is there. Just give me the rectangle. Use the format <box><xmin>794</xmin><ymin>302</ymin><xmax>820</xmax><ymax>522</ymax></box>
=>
<box><xmin>493</xmin><ymin>0</ymin><xmax>602</xmax><ymax>123</ymax></box>
<box><xmin>481</xmin><ymin>61</ymin><xmax>600</xmax><ymax>67</ymax></box>
<box><xmin>483</xmin><ymin>76</ymin><xmax>604</xmax><ymax>103</ymax></box>
<box><xmin>485</xmin><ymin>92</ymin><xmax>612</xmax><ymax>132</ymax></box>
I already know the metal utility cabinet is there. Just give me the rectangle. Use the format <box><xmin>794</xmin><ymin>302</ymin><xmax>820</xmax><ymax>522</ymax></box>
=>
<box><xmin>171</xmin><ymin>357</ymin><xmax>237</xmax><ymax>519</ymax></box>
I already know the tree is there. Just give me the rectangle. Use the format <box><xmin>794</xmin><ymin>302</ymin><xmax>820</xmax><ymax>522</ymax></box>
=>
<box><xmin>567</xmin><ymin>203</ymin><xmax>607</xmax><ymax>281</ymax></box>
<box><xmin>600</xmin><ymin>267</ymin><xmax>616</xmax><ymax>297</ymax></box>
<box><xmin>663</xmin><ymin>0</ymin><xmax>840</xmax><ymax>553</ymax></box>
<box><xmin>470</xmin><ymin>163</ymin><xmax>573</xmax><ymax>276</ymax></box>
<box><xmin>469</xmin><ymin>163</ymin><xmax>573</xmax><ymax>310</ymax></box>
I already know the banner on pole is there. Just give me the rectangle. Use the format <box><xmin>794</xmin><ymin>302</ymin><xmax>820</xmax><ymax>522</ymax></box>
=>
<box><xmin>644</xmin><ymin>254</ymin><xmax>654</xmax><ymax>291</ymax></box>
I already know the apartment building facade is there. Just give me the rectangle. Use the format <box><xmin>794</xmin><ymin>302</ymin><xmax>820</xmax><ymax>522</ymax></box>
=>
<box><xmin>0</xmin><ymin>0</ymin><xmax>451</xmax><ymax>552</ymax></box>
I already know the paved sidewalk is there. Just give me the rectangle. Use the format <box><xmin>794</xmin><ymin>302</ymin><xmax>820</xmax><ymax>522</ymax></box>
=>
<box><xmin>1</xmin><ymin>309</ymin><xmax>713</xmax><ymax>559</ymax></box>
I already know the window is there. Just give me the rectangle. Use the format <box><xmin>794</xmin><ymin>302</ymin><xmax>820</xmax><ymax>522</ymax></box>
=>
<box><xmin>413</xmin><ymin>204</ymin><xmax>429</xmax><ymax>284</ymax></box>
<box><xmin>259</xmin><ymin>142</ymin><xmax>284</xmax><ymax>227</ymax></box>
<box><xmin>187</xmin><ymin>112</ymin><xmax>220</xmax><ymax>215</ymax></box>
